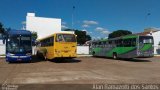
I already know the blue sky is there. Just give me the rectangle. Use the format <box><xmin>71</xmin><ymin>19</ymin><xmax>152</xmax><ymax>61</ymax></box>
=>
<box><xmin>0</xmin><ymin>0</ymin><xmax>160</xmax><ymax>39</ymax></box>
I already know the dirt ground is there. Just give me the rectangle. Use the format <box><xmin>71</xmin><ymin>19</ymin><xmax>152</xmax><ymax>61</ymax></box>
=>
<box><xmin>0</xmin><ymin>56</ymin><xmax>160</xmax><ymax>89</ymax></box>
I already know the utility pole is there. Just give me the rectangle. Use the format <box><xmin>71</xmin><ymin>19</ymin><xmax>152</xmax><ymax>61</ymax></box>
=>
<box><xmin>72</xmin><ymin>6</ymin><xmax>75</xmax><ymax>30</ymax></box>
<box><xmin>144</xmin><ymin>11</ymin><xmax>151</xmax><ymax>29</ymax></box>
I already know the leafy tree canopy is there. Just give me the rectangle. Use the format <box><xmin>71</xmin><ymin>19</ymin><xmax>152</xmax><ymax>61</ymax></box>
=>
<box><xmin>31</xmin><ymin>31</ymin><xmax>38</xmax><ymax>40</ymax></box>
<box><xmin>64</xmin><ymin>29</ymin><xmax>91</xmax><ymax>45</ymax></box>
<box><xmin>108</xmin><ymin>30</ymin><xmax>132</xmax><ymax>39</ymax></box>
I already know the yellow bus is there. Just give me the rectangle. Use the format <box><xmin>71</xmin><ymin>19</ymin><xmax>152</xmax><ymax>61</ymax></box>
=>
<box><xmin>36</xmin><ymin>33</ymin><xmax>77</xmax><ymax>60</ymax></box>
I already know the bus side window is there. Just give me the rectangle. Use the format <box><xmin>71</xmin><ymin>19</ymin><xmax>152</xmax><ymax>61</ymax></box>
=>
<box><xmin>109</xmin><ymin>41</ymin><xmax>112</xmax><ymax>44</ymax></box>
<box><xmin>101</xmin><ymin>41</ymin><xmax>105</xmax><ymax>47</ymax></box>
<box><xmin>105</xmin><ymin>41</ymin><xmax>108</xmax><ymax>47</ymax></box>
<box><xmin>46</xmin><ymin>39</ymin><xmax>49</xmax><ymax>46</ymax></box>
<box><xmin>98</xmin><ymin>42</ymin><xmax>101</xmax><ymax>47</ymax></box>
<box><xmin>40</xmin><ymin>40</ymin><xmax>44</xmax><ymax>47</ymax></box>
<box><xmin>42</xmin><ymin>39</ymin><xmax>48</xmax><ymax>47</ymax></box>
<box><xmin>44</xmin><ymin>40</ymin><xmax>46</xmax><ymax>46</ymax></box>
<box><xmin>51</xmin><ymin>37</ymin><xmax>54</xmax><ymax>46</ymax></box>
<box><xmin>132</xmin><ymin>38</ymin><xmax>136</xmax><ymax>47</ymax></box>
<box><xmin>103</xmin><ymin>41</ymin><xmax>106</xmax><ymax>47</ymax></box>
<box><xmin>92</xmin><ymin>42</ymin><xmax>96</xmax><ymax>48</ymax></box>
<box><xmin>115</xmin><ymin>39</ymin><xmax>124</xmax><ymax>47</ymax></box>
<box><xmin>123</xmin><ymin>39</ymin><xmax>132</xmax><ymax>47</ymax></box>
<box><xmin>48</xmin><ymin>38</ymin><xmax>51</xmax><ymax>46</ymax></box>
<box><xmin>94</xmin><ymin>42</ymin><xmax>96</xmax><ymax>47</ymax></box>
<box><xmin>41</xmin><ymin>37</ymin><xmax>54</xmax><ymax>47</ymax></box>
<box><xmin>123</xmin><ymin>39</ymin><xmax>126</xmax><ymax>47</ymax></box>
<box><xmin>101</xmin><ymin>42</ymin><xmax>104</xmax><ymax>47</ymax></box>
<box><xmin>115</xmin><ymin>40</ymin><xmax>118</xmax><ymax>47</ymax></box>
<box><xmin>128</xmin><ymin>39</ymin><xmax>132</xmax><ymax>47</ymax></box>
<box><xmin>37</xmin><ymin>41</ymin><xmax>41</xmax><ymax>47</ymax></box>
<box><xmin>100</xmin><ymin>42</ymin><xmax>102</xmax><ymax>47</ymax></box>
<box><xmin>96</xmin><ymin>42</ymin><xmax>98</xmax><ymax>47</ymax></box>
<box><xmin>108</xmin><ymin>40</ymin><xmax>112</xmax><ymax>47</ymax></box>
<box><xmin>123</xmin><ymin>39</ymin><xmax>128</xmax><ymax>47</ymax></box>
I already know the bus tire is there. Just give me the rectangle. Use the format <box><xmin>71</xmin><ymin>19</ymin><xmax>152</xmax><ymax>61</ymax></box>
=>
<box><xmin>43</xmin><ymin>53</ymin><xmax>47</xmax><ymax>61</ymax></box>
<box><xmin>36</xmin><ymin>51</ymin><xmax>44</xmax><ymax>60</ymax></box>
<box><xmin>92</xmin><ymin>51</ymin><xmax>95</xmax><ymax>56</ymax></box>
<box><xmin>36</xmin><ymin>51</ymin><xmax>40</xmax><ymax>59</ymax></box>
<box><xmin>113</xmin><ymin>53</ymin><xmax>117</xmax><ymax>60</ymax></box>
<box><xmin>8</xmin><ymin>61</ymin><xmax>12</xmax><ymax>64</ymax></box>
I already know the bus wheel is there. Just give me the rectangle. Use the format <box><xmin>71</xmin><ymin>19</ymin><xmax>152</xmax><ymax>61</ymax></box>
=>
<box><xmin>42</xmin><ymin>53</ymin><xmax>48</xmax><ymax>60</ymax></box>
<box><xmin>43</xmin><ymin>55</ymin><xmax>47</xmax><ymax>61</ymax></box>
<box><xmin>36</xmin><ymin>52</ymin><xmax>40</xmax><ymax>59</ymax></box>
<box><xmin>92</xmin><ymin>51</ymin><xmax>95</xmax><ymax>56</ymax></box>
<box><xmin>8</xmin><ymin>61</ymin><xmax>12</xmax><ymax>64</ymax></box>
<box><xmin>113</xmin><ymin>53</ymin><xmax>117</xmax><ymax>59</ymax></box>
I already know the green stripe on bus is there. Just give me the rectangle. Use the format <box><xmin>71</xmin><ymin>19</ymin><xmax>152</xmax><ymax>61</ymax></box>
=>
<box><xmin>94</xmin><ymin>48</ymin><xmax>102</xmax><ymax>54</ymax></box>
<box><xmin>106</xmin><ymin>47</ymin><xmax>136</xmax><ymax>57</ymax></box>
<box><xmin>140</xmin><ymin>44</ymin><xmax>152</xmax><ymax>51</ymax></box>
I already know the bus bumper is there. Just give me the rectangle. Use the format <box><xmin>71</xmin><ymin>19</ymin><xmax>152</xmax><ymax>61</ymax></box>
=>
<box><xmin>6</xmin><ymin>56</ymin><xmax>32</xmax><ymax>62</ymax></box>
<box><xmin>137</xmin><ymin>52</ymin><xmax>154</xmax><ymax>57</ymax></box>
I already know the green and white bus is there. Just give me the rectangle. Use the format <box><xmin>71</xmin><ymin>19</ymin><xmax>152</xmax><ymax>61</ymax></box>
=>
<box><xmin>91</xmin><ymin>34</ymin><xmax>154</xmax><ymax>59</ymax></box>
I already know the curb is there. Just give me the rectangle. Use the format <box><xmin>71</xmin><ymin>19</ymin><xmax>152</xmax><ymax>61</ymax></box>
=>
<box><xmin>0</xmin><ymin>56</ymin><xmax>5</xmax><ymax>58</ymax></box>
<box><xmin>77</xmin><ymin>55</ymin><xmax>92</xmax><ymax>57</ymax></box>
<box><xmin>154</xmin><ymin>55</ymin><xmax>160</xmax><ymax>57</ymax></box>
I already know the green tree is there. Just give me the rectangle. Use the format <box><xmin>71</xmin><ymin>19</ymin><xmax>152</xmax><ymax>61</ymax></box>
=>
<box><xmin>64</xmin><ymin>29</ymin><xmax>92</xmax><ymax>45</ymax></box>
<box><xmin>0</xmin><ymin>22</ymin><xmax>5</xmax><ymax>34</ymax></box>
<box><xmin>31</xmin><ymin>31</ymin><xmax>38</xmax><ymax>46</ymax></box>
<box><xmin>31</xmin><ymin>31</ymin><xmax>38</xmax><ymax>40</ymax></box>
<box><xmin>86</xmin><ymin>35</ymin><xmax>91</xmax><ymax>41</ymax></box>
<box><xmin>108</xmin><ymin>30</ymin><xmax>132</xmax><ymax>39</ymax></box>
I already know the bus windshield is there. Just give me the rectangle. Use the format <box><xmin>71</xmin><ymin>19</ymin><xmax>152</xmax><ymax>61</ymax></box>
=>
<box><xmin>56</xmin><ymin>34</ymin><xmax>76</xmax><ymax>42</ymax></box>
<box><xmin>139</xmin><ymin>36</ymin><xmax>153</xmax><ymax>44</ymax></box>
<box><xmin>7</xmin><ymin>35</ymin><xmax>31</xmax><ymax>53</ymax></box>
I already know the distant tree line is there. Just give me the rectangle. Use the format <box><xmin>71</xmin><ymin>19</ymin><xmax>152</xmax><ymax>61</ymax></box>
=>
<box><xmin>108</xmin><ymin>30</ymin><xmax>132</xmax><ymax>39</ymax></box>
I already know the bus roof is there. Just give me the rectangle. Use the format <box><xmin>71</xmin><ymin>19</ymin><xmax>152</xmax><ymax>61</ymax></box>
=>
<box><xmin>7</xmin><ymin>30</ymin><xmax>31</xmax><ymax>35</ymax></box>
<box><xmin>107</xmin><ymin>34</ymin><xmax>140</xmax><ymax>40</ymax></box>
<box><xmin>92</xmin><ymin>34</ymin><xmax>149</xmax><ymax>42</ymax></box>
<box><xmin>37</xmin><ymin>32</ymin><xmax>75</xmax><ymax>41</ymax></box>
<box><xmin>121</xmin><ymin>34</ymin><xmax>138</xmax><ymax>39</ymax></box>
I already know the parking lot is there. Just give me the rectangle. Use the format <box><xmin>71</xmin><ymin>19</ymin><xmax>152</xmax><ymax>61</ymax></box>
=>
<box><xmin>0</xmin><ymin>56</ymin><xmax>160</xmax><ymax>85</ymax></box>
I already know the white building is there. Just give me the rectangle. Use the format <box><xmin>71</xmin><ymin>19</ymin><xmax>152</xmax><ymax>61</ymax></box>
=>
<box><xmin>26</xmin><ymin>13</ymin><xmax>61</xmax><ymax>39</ymax></box>
<box><xmin>151</xmin><ymin>31</ymin><xmax>160</xmax><ymax>54</ymax></box>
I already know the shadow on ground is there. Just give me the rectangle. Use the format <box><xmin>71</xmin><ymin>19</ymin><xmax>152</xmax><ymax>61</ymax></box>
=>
<box><xmin>92</xmin><ymin>56</ymin><xmax>151</xmax><ymax>62</ymax></box>
<box><xmin>49</xmin><ymin>58</ymin><xmax>81</xmax><ymax>63</ymax></box>
<box><xmin>8</xmin><ymin>55</ymin><xmax>81</xmax><ymax>64</ymax></box>
<box><xmin>118</xmin><ymin>58</ymin><xmax>151</xmax><ymax>62</ymax></box>
<box><xmin>30</xmin><ymin>55</ymin><xmax>46</xmax><ymax>63</ymax></box>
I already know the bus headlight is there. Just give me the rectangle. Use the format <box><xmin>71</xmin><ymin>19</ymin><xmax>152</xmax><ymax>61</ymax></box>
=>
<box><xmin>8</xmin><ymin>53</ymin><xmax>15</xmax><ymax>56</ymax></box>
